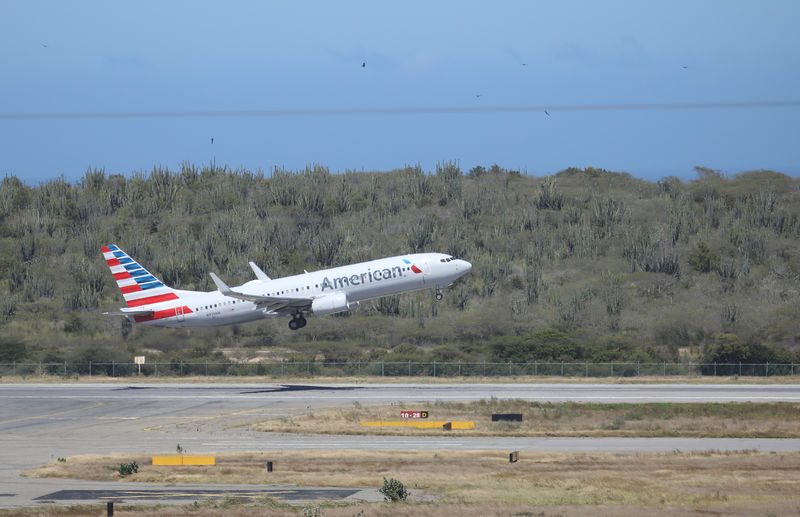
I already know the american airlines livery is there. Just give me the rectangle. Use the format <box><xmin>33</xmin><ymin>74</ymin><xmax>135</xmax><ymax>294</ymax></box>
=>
<box><xmin>101</xmin><ymin>245</ymin><xmax>472</xmax><ymax>330</ymax></box>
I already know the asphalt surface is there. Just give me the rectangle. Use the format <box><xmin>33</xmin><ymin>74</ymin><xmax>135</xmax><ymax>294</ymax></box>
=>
<box><xmin>1</xmin><ymin>382</ymin><xmax>799</xmax><ymax>510</ymax></box>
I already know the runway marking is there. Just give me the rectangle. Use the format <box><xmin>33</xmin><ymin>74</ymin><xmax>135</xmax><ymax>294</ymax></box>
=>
<box><xmin>142</xmin><ymin>408</ymin><xmax>271</xmax><ymax>432</ymax></box>
<box><xmin>0</xmin><ymin>401</ymin><xmax>103</xmax><ymax>425</ymax></box>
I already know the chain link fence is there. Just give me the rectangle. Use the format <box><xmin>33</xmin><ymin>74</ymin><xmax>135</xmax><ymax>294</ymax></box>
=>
<box><xmin>1</xmin><ymin>361</ymin><xmax>798</xmax><ymax>378</ymax></box>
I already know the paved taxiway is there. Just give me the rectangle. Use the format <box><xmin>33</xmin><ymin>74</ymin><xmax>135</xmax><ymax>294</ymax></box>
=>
<box><xmin>1</xmin><ymin>382</ymin><xmax>799</xmax><ymax>509</ymax></box>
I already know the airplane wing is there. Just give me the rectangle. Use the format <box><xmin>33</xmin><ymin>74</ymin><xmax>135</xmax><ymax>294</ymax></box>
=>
<box><xmin>209</xmin><ymin>273</ymin><xmax>311</xmax><ymax>314</ymax></box>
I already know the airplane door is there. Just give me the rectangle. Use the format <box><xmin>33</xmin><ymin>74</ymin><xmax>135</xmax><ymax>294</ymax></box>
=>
<box><xmin>419</xmin><ymin>259</ymin><xmax>431</xmax><ymax>285</ymax></box>
<box><xmin>175</xmin><ymin>306</ymin><xmax>185</xmax><ymax>322</ymax></box>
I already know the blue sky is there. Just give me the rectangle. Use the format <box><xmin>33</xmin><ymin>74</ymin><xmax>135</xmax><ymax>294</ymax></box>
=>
<box><xmin>2</xmin><ymin>1</ymin><xmax>799</xmax><ymax>184</ymax></box>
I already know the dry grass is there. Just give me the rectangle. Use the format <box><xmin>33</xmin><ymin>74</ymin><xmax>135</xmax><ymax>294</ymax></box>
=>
<box><xmin>250</xmin><ymin>400</ymin><xmax>800</xmax><ymax>438</ymax></box>
<box><xmin>18</xmin><ymin>449</ymin><xmax>800</xmax><ymax>516</ymax></box>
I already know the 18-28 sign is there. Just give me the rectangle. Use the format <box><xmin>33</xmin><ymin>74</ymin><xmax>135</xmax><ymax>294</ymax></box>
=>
<box><xmin>400</xmin><ymin>410</ymin><xmax>429</xmax><ymax>419</ymax></box>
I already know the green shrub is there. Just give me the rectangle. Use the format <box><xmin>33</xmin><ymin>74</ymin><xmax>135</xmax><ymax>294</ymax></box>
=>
<box><xmin>380</xmin><ymin>477</ymin><xmax>409</xmax><ymax>502</ymax></box>
<box><xmin>118</xmin><ymin>461</ymin><xmax>138</xmax><ymax>476</ymax></box>
<box><xmin>688</xmin><ymin>241</ymin><xmax>719</xmax><ymax>273</ymax></box>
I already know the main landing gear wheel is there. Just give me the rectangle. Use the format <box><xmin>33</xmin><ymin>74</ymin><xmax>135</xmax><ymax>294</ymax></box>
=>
<box><xmin>288</xmin><ymin>314</ymin><xmax>307</xmax><ymax>330</ymax></box>
<box><xmin>435</xmin><ymin>289</ymin><xmax>443</xmax><ymax>301</ymax></box>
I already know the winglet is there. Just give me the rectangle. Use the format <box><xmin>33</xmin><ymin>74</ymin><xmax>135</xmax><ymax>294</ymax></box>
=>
<box><xmin>209</xmin><ymin>272</ymin><xmax>233</xmax><ymax>295</ymax></box>
<box><xmin>248</xmin><ymin>261</ymin><xmax>271</xmax><ymax>281</ymax></box>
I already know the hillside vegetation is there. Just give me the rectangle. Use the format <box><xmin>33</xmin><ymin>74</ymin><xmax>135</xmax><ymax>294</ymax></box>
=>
<box><xmin>1</xmin><ymin>163</ymin><xmax>799</xmax><ymax>368</ymax></box>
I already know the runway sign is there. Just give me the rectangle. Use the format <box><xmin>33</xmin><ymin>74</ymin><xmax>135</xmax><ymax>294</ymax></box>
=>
<box><xmin>492</xmin><ymin>413</ymin><xmax>523</xmax><ymax>422</ymax></box>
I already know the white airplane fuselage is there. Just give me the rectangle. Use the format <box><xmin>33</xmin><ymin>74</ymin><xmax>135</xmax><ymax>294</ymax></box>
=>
<box><xmin>102</xmin><ymin>246</ymin><xmax>471</xmax><ymax>330</ymax></box>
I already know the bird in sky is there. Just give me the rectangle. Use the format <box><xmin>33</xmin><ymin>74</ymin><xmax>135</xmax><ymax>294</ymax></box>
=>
<box><xmin>544</xmin><ymin>110</ymin><xmax>550</xmax><ymax>117</ymax></box>
<box><xmin>681</xmin><ymin>65</ymin><xmax>688</xmax><ymax>69</ymax></box>
<box><xmin>362</xmin><ymin>62</ymin><xmax>366</xmax><ymax>68</ymax></box>
<box><xmin>41</xmin><ymin>43</ymin><xmax>47</xmax><ymax>48</ymax></box>
<box><xmin>210</xmin><ymin>137</ymin><xmax>214</xmax><ymax>144</ymax></box>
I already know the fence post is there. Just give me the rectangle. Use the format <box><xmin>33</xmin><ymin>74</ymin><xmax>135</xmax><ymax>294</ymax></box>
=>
<box><xmin>155</xmin><ymin>362</ymin><xmax>158</xmax><ymax>376</ymax></box>
<box><xmin>663</xmin><ymin>362</ymin><xmax>666</xmax><ymax>376</ymax></box>
<box><xmin>534</xmin><ymin>360</ymin><xmax>537</xmax><ymax>376</ymax></box>
<box><xmin>382</xmin><ymin>361</ymin><xmax>385</xmax><ymax>377</ymax></box>
<box><xmin>13</xmin><ymin>362</ymin><xmax>15</xmax><ymax>377</ymax></box>
<box><xmin>766</xmin><ymin>362</ymin><xmax>769</xmax><ymax>377</ymax></box>
<box><xmin>561</xmin><ymin>362</ymin><xmax>564</xmax><ymax>377</ymax></box>
<box><xmin>714</xmin><ymin>362</ymin><xmax>716</xmax><ymax>376</ymax></box>
<box><xmin>433</xmin><ymin>361</ymin><xmax>436</xmax><ymax>377</ymax></box>
<box><xmin>89</xmin><ymin>361</ymin><xmax>92</xmax><ymax>377</ymax></box>
<box><xmin>585</xmin><ymin>361</ymin><xmax>588</xmax><ymax>377</ymax></box>
<box><xmin>739</xmin><ymin>362</ymin><xmax>742</xmax><ymax>377</ymax></box>
<box><xmin>408</xmin><ymin>360</ymin><xmax>411</xmax><ymax>377</ymax></box>
<box><xmin>637</xmin><ymin>361</ymin><xmax>640</xmax><ymax>377</ymax></box>
<box><xmin>611</xmin><ymin>361</ymin><xmax>613</xmax><ymax>377</ymax></box>
<box><xmin>112</xmin><ymin>360</ymin><xmax>115</xmax><ymax>378</ymax></box>
<box><xmin>483</xmin><ymin>360</ymin><xmax>486</xmax><ymax>377</ymax></box>
<box><xmin>458</xmin><ymin>361</ymin><xmax>461</xmax><ymax>377</ymax></box>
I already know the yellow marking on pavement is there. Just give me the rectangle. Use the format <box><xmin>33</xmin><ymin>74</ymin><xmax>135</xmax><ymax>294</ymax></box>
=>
<box><xmin>0</xmin><ymin>401</ymin><xmax>103</xmax><ymax>425</ymax></box>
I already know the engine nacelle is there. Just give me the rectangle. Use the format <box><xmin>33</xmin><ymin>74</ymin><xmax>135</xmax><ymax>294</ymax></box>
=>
<box><xmin>311</xmin><ymin>292</ymin><xmax>350</xmax><ymax>316</ymax></box>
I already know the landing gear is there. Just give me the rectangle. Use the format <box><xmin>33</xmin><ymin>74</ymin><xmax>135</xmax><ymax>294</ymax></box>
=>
<box><xmin>435</xmin><ymin>288</ymin><xmax>443</xmax><ymax>301</ymax></box>
<box><xmin>288</xmin><ymin>314</ymin><xmax>307</xmax><ymax>330</ymax></box>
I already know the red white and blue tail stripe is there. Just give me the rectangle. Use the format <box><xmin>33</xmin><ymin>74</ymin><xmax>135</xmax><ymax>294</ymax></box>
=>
<box><xmin>101</xmin><ymin>245</ymin><xmax>180</xmax><ymax>308</ymax></box>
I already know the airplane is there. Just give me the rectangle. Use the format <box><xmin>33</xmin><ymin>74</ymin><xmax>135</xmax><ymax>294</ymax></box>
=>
<box><xmin>101</xmin><ymin>245</ymin><xmax>472</xmax><ymax>330</ymax></box>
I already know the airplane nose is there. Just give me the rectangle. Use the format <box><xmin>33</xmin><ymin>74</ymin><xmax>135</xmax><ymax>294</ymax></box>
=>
<box><xmin>461</xmin><ymin>260</ymin><xmax>472</xmax><ymax>272</ymax></box>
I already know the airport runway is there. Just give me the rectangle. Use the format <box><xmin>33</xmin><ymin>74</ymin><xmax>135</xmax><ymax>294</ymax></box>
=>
<box><xmin>1</xmin><ymin>382</ymin><xmax>799</xmax><ymax>509</ymax></box>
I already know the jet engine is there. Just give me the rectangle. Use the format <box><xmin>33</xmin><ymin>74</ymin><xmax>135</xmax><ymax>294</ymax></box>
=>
<box><xmin>311</xmin><ymin>292</ymin><xmax>351</xmax><ymax>316</ymax></box>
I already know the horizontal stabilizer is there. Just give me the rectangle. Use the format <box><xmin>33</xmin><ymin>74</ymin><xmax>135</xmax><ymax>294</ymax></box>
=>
<box><xmin>103</xmin><ymin>309</ymin><xmax>154</xmax><ymax>317</ymax></box>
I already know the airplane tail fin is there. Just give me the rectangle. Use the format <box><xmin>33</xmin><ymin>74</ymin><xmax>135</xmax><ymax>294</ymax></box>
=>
<box><xmin>101</xmin><ymin>245</ymin><xmax>180</xmax><ymax>308</ymax></box>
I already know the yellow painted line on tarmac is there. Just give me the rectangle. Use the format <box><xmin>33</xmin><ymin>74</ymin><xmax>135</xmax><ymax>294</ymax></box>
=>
<box><xmin>0</xmin><ymin>401</ymin><xmax>103</xmax><ymax>425</ymax></box>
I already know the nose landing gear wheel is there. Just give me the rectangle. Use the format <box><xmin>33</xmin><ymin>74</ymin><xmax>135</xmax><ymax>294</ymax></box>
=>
<box><xmin>435</xmin><ymin>289</ymin><xmax>443</xmax><ymax>301</ymax></box>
